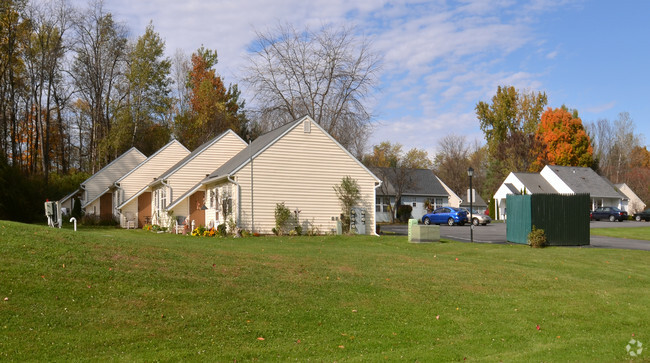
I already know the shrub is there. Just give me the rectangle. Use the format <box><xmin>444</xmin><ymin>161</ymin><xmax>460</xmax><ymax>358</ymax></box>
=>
<box><xmin>488</xmin><ymin>197</ymin><xmax>496</xmax><ymax>220</ymax></box>
<box><xmin>424</xmin><ymin>199</ymin><xmax>433</xmax><ymax>213</ymax></box>
<box><xmin>528</xmin><ymin>226</ymin><xmax>547</xmax><ymax>248</ymax></box>
<box><xmin>71</xmin><ymin>198</ymin><xmax>83</xmax><ymax>220</ymax></box>
<box><xmin>274</xmin><ymin>202</ymin><xmax>294</xmax><ymax>235</ymax></box>
<box><xmin>333</xmin><ymin>176</ymin><xmax>361</xmax><ymax>232</ymax></box>
<box><xmin>397</xmin><ymin>204</ymin><xmax>413</xmax><ymax>223</ymax></box>
<box><xmin>217</xmin><ymin>223</ymin><xmax>227</xmax><ymax>237</ymax></box>
<box><xmin>81</xmin><ymin>214</ymin><xmax>118</xmax><ymax>226</ymax></box>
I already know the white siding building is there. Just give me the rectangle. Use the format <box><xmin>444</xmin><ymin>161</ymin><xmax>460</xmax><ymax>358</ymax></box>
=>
<box><xmin>492</xmin><ymin>165</ymin><xmax>627</xmax><ymax>220</ymax></box>
<box><xmin>80</xmin><ymin>147</ymin><xmax>146</xmax><ymax>220</ymax></box>
<box><xmin>198</xmin><ymin>116</ymin><xmax>381</xmax><ymax>235</ymax></box>
<box><xmin>115</xmin><ymin>139</ymin><xmax>190</xmax><ymax>228</ymax></box>
<box><xmin>150</xmin><ymin>131</ymin><xmax>247</xmax><ymax>228</ymax></box>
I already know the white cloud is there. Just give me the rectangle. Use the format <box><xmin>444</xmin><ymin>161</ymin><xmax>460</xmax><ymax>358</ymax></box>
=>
<box><xmin>64</xmin><ymin>0</ymin><xmax>566</xmax><ymax>155</ymax></box>
<box><xmin>585</xmin><ymin>101</ymin><xmax>616</xmax><ymax>114</ymax></box>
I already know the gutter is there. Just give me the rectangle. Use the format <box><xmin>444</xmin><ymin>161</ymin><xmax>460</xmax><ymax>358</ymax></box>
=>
<box><xmin>373</xmin><ymin>180</ymin><xmax>383</xmax><ymax>237</ymax></box>
<box><xmin>228</xmin><ymin>175</ymin><xmax>241</xmax><ymax>228</ymax></box>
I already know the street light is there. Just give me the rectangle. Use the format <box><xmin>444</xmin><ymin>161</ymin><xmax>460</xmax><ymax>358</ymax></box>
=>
<box><xmin>467</xmin><ymin>167</ymin><xmax>474</xmax><ymax>243</ymax></box>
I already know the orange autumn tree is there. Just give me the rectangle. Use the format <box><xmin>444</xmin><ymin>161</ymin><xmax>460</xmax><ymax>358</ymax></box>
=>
<box><xmin>174</xmin><ymin>47</ymin><xmax>247</xmax><ymax>149</ymax></box>
<box><xmin>532</xmin><ymin>107</ymin><xmax>593</xmax><ymax>171</ymax></box>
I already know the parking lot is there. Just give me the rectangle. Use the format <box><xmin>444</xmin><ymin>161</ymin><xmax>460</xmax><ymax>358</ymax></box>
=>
<box><xmin>379</xmin><ymin>220</ymin><xmax>650</xmax><ymax>251</ymax></box>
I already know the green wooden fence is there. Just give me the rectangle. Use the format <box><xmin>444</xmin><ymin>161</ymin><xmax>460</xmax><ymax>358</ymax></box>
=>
<box><xmin>506</xmin><ymin>193</ymin><xmax>590</xmax><ymax>246</ymax></box>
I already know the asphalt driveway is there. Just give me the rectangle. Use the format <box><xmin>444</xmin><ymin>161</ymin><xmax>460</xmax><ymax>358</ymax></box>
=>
<box><xmin>379</xmin><ymin>221</ymin><xmax>650</xmax><ymax>251</ymax></box>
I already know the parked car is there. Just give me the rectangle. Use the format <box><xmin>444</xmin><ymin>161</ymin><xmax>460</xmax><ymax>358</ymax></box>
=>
<box><xmin>633</xmin><ymin>209</ymin><xmax>650</xmax><ymax>221</ymax></box>
<box><xmin>422</xmin><ymin>207</ymin><xmax>468</xmax><ymax>226</ymax></box>
<box><xmin>460</xmin><ymin>208</ymin><xmax>491</xmax><ymax>226</ymax></box>
<box><xmin>590</xmin><ymin>207</ymin><xmax>628</xmax><ymax>222</ymax></box>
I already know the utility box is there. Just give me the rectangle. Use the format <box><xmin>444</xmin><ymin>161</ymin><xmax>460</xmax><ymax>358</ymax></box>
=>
<box><xmin>409</xmin><ymin>225</ymin><xmax>440</xmax><ymax>243</ymax></box>
<box><xmin>350</xmin><ymin>207</ymin><xmax>367</xmax><ymax>235</ymax></box>
<box><xmin>407</xmin><ymin>219</ymin><xmax>418</xmax><ymax>240</ymax></box>
<box><xmin>44</xmin><ymin>201</ymin><xmax>60</xmax><ymax>228</ymax></box>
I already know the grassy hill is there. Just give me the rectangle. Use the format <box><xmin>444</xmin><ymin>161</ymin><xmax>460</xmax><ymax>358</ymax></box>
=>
<box><xmin>1</xmin><ymin>221</ymin><xmax>649</xmax><ymax>361</ymax></box>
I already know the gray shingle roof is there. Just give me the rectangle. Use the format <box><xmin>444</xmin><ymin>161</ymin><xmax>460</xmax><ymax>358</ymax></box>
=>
<box><xmin>504</xmin><ymin>183</ymin><xmax>520</xmax><ymax>195</ymax></box>
<box><xmin>546</xmin><ymin>165</ymin><xmax>621</xmax><ymax>198</ymax></box>
<box><xmin>204</xmin><ymin>118</ymin><xmax>304</xmax><ymax>181</ymax></box>
<box><xmin>371</xmin><ymin>167</ymin><xmax>448</xmax><ymax>196</ymax></box>
<box><xmin>460</xmin><ymin>190</ymin><xmax>488</xmax><ymax>208</ymax></box>
<box><xmin>512</xmin><ymin>172</ymin><xmax>556</xmax><ymax>194</ymax></box>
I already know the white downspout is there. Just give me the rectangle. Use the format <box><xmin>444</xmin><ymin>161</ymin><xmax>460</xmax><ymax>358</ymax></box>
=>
<box><xmin>228</xmin><ymin>175</ymin><xmax>241</xmax><ymax>228</ymax></box>
<box><xmin>373</xmin><ymin>181</ymin><xmax>383</xmax><ymax>236</ymax></box>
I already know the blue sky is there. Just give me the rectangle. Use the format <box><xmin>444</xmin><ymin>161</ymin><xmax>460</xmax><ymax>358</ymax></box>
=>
<box><xmin>96</xmin><ymin>0</ymin><xmax>649</xmax><ymax>155</ymax></box>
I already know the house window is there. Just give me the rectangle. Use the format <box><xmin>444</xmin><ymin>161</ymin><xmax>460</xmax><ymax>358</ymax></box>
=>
<box><xmin>435</xmin><ymin>198</ymin><xmax>444</xmax><ymax>209</ymax></box>
<box><xmin>376</xmin><ymin>197</ymin><xmax>390</xmax><ymax>212</ymax></box>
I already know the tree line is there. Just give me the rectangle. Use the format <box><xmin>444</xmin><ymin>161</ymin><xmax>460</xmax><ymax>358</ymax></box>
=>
<box><xmin>1</xmin><ymin>1</ymin><xmax>378</xmax><ymax>181</ymax></box>
<box><xmin>0</xmin><ymin>0</ymin><xmax>249</xmax><ymax>183</ymax></box>
<box><xmin>1</xmin><ymin>1</ymin><xmax>647</xmax><ymax>222</ymax></box>
<box><xmin>0</xmin><ymin>0</ymin><xmax>379</xmax><ymax>221</ymax></box>
<box><xmin>364</xmin><ymin>86</ymin><xmax>650</xmax><ymax>209</ymax></box>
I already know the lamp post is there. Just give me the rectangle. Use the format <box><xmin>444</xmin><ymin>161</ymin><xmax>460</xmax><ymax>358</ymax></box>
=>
<box><xmin>467</xmin><ymin>167</ymin><xmax>474</xmax><ymax>243</ymax></box>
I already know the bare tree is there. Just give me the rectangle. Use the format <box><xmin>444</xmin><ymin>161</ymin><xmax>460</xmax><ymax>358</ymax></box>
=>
<box><xmin>244</xmin><ymin>23</ymin><xmax>380</xmax><ymax>155</ymax></box>
<box><xmin>364</xmin><ymin>141</ymin><xmax>433</xmax><ymax>222</ymax></box>
<box><xmin>586</xmin><ymin>112</ymin><xmax>643</xmax><ymax>183</ymax></box>
<box><xmin>171</xmin><ymin>48</ymin><xmax>190</xmax><ymax>115</ymax></box>
<box><xmin>70</xmin><ymin>0</ymin><xmax>128</xmax><ymax>171</ymax></box>
<box><xmin>23</xmin><ymin>0</ymin><xmax>73</xmax><ymax>180</ymax></box>
<box><xmin>433</xmin><ymin>134</ymin><xmax>471</xmax><ymax>197</ymax></box>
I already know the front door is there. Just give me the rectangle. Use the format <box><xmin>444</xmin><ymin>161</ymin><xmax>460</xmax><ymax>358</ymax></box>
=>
<box><xmin>189</xmin><ymin>191</ymin><xmax>206</xmax><ymax>227</ymax></box>
<box><xmin>100</xmin><ymin>193</ymin><xmax>112</xmax><ymax>221</ymax></box>
<box><xmin>138</xmin><ymin>192</ymin><xmax>152</xmax><ymax>228</ymax></box>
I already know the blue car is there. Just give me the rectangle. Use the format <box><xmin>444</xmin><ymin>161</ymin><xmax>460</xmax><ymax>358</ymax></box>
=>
<box><xmin>422</xmin><ymin>207</ymin><xmax>468</xmax><ymax>226</ymax></box>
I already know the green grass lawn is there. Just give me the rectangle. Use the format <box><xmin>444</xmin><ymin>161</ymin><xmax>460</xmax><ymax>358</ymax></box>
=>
<box><xmin>591</xmin><ymin>226</ymin><xmax>650</xmax><ymax>241</ymax></box>
<box><xmin>1</xmin><ymin>221</ymin><xmax>649</xmax><ymax>361</ymax></box>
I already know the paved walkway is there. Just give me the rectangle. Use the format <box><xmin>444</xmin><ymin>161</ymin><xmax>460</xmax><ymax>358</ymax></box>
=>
<box><xmin>379</xmin><ymin>221</ymin><xmax>650</xmax><ymax>251</ymax></box>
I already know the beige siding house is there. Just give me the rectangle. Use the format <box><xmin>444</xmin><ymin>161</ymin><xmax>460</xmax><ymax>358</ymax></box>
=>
<box><xmin>197</xmin><ymin>116</ymin><xmax>381</xmax><ymax>235</ymax></box>
<box><xmin>115</xmin><ymin>139</ymin><xmax>190</xmax><ymax>228</ymax></box>
<box><xmin>150</xmin><ymin>130</ymin><xmax>247</xmax><ymax>228</ymax></box>
<box><xmin>81</xmin><ymin>147</ymin><xmax>146</xmax><ymax>220</ymax></box>
<box><xmin>615</xmin><ymin>183</ymin><xmax>646</xmax><ymax>215</ymax></box>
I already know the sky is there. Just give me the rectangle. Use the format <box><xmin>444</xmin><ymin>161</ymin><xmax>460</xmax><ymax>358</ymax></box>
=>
<box><xmin>87</xmin><ymin>0</ymin><xmax>650</xmax><ymax>155</ymax></box>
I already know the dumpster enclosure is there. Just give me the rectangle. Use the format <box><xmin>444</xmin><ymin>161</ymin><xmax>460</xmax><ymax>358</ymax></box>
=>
<box><xmin>506</xmin><ymin>193</ymin><xmax>590</xmax><ymax>246</ymax></box>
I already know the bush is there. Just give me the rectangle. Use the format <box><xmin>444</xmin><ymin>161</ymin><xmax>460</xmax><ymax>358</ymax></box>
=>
<box><xmin>274</xmin><ymin>202</ymin><xmax>294</xmax><ymax>235</ymax></box>
<box><xmin>333</xmin><ymin>176</ymin><xmax>361</xmax><ymax>233</ymax></box>
<box><xmin>397</xmin><ymin>204</ymin><xmax>413</xmax><ymax>223</ymax></box>
<box><xmin>217</xmin><ymin>223</ymin><xmax>227</xmax><ymax>237</ymax></box>
<box><xmin>81</xmin><ymin>214</ymin><xmax>118</xmax><ymax>226</ymax></box>
<box><xmin>488</xmin><ymin>197</ymin><xmax>496</xmax><ymax>220</ymax></box>
<box><xmin>527</xmin><ymin>226</ymin><xmax>547</xmax><ymax>248</ymax></box>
